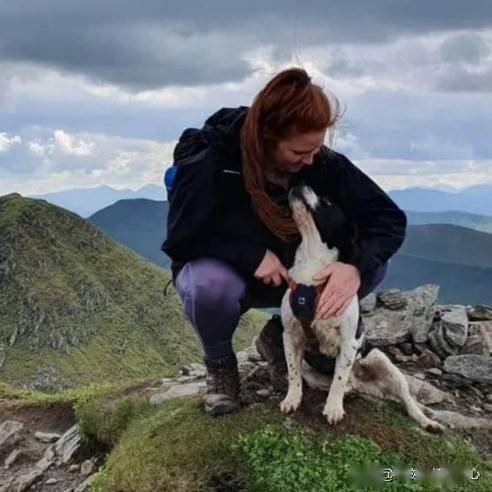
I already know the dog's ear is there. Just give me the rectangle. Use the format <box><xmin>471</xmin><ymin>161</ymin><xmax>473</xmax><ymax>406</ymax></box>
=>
<box><xmin>338</xmin><ymin>221</ymin><xmax>361</xmax><ymax>264</ymax></box>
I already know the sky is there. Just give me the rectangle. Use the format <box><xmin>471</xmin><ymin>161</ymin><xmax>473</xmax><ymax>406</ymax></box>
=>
<box><xmin>1</xmin><ymin>0</ymin><xmax>492</xmax><ymax>196</ymax></box>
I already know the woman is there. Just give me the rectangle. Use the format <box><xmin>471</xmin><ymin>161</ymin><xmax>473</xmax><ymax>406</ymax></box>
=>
<box><xmin>161</xmin><ymin>67</ymin><xmax>407</xmax><ymax>416</ymax></box>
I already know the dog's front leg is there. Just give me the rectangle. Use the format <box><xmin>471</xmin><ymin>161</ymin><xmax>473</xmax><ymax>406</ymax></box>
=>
<box><xmin>279</xmin><ymin>320</ymin><xmax>305</xmax><ymax>414</ymax></box>
<box><xmin>323</xmin><ymin>302</ymin><xmax>360</xmax><ymax>425</ymax></box>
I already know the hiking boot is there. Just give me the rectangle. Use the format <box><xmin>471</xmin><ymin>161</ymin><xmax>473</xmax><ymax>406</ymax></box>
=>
<box><xmin>202</xmin><ymin>353</ymin><xmax>241</xmax><ymax>416</ymax></box>
<box><xmin>255</xmin><ymin>315</ymin><xmax>288</xmax><ymax>391</ymax></box>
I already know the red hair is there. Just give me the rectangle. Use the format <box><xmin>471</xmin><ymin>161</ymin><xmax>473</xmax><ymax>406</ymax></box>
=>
<box><xmin>241</xmin><ymin>67</ymin><xmax>341</xmax><ymax>241</ymax></box>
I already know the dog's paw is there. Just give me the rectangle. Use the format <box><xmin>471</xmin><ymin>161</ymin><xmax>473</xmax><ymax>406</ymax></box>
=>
<box><xmin>280</xmin><ymin>394</ymin><xmax>302</xmax><ymax>414</ymax></box>
<box><xmin>322</xmin><ymin>402</ymin><xmax>345</xmax><ymax>425</ymax></box>
<box><xmin>425</xmin><ymin>420</ymin><xmax>446</xmax><ymax>434</ymax></box>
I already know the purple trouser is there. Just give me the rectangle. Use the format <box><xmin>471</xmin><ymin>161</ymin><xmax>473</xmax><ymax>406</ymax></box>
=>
<box><xmin>175</xmin><ymin>257</ymin><xmax>390</xmax><ymax>359</ymax></box>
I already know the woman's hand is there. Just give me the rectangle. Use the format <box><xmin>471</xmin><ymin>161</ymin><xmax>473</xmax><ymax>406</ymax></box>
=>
<box><xmin>312</xmin><ymin>262</ymin><xmax>361</xmax><ymax>319</ymax></box>
<box><xmin>254</xmin><ymin>249</ymin><xmax>294</xmax><ymax>288</ymax></box>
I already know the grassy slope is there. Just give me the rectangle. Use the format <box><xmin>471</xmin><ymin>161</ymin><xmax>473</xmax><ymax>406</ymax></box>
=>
<box><xmin>1</xmin><ymin>382</ymin><xmax>490</xmax><ymax>492</ymax></box>
<box><xmin>0</xmin><ymin>194</ymin><xmax>265</xmax><ymax>390</ymax></box>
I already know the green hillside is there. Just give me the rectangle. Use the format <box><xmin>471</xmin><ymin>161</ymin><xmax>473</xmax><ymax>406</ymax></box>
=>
<box><xmin>401</xmin><ymin>224</ymin><xmax>492</xmax><ymax>269</ymax></box>
<box><xmin>0</xmin><ymin>193</ymin><xmax>265</xmax><ymax>391</ymax></box>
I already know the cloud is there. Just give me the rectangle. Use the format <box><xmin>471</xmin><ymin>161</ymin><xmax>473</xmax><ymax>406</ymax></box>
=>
<box><xmin>53</xmin><ymin>130</ymin><xmax>94</xmax><ymax>156</ymax></box>
<box><xmin>0</xmin><ymin>127</ymin><xmax>175</xmax><ymax>195</ymax></box>
<box><xmin>1</xmin><ymin>1</ymin><xmax>492</xmax><ymax>90</ymax></box>
<box><xmin>0</xmin><ymin>132</ymin><xmax>21</xmax><ymax>152</ymax></box>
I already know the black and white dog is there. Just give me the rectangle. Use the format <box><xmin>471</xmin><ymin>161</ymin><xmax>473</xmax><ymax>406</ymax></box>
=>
<box><xmin>279</xmin><ymin>184</ymin><xmax>444</xmax><ymax>433</ymax></box>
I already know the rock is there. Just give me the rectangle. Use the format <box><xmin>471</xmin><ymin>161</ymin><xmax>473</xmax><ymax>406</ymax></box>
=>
<box><xmin>236</xmin><ymin>350</ymin><xmax>249</xmax><ymax>365</ymax></box>
<box><xmin>444</xmin><ymin>355</ymin><xmax>492</xmax><ymax>384</ymax></box>
<box><xmin>439</xmin><ymin>305</ymin><xmax>469</xmax><ymax>348</ymax></box>
<box><xmin>417</xmin><ymin>349</ymin><xmax>442</xmax><ymax>369</ymax></box>
<box><xmin>45</xmin><ymin>477</ymin><xmax>59</xmax><ymax>484</ymax></box>
<box><xmin>378</xmin><ymin>289</ymin><xmax>408</xmax><ymax>310</ymax></box>
<box><xmin>149</xmin><ymin>381</ymin><xmax>206</xmax><ymax>405</ymax></box>
<box><xmin>404</xmin><ymin>375</ymin><xmax>452</xmax><ymax>405</ymax></box>
<box><xmin>4</xmin><ymin>448</ymin><xmax>21</xmax><ymax>467</ymax></box>
<box><xmin>365</xmin><ymin>316</ymin><xmax>411</xmax><ymax>346</ymax></box>
<box><xmin>467</xmin><ymin>305</ymin><xmax>492</xmax><ymax>321</ymax></box>
<box><xmin>69</xmin><ymin>464</ymin><xmax>80</xmax><ymax>472</ymax></box>
<box><xmin>0</xmin><ymin>478</ymin><xmax>14</xmax><ymax>492</ymax></box>
<box><xmin>430</xmin><ymin>409</ymin><xmax>492</xmax><ymax>430</ymax></box>
<box><xmin>256</xmin><ymin>389</ymin><xmax>271</xmax><ymax>397</ymax></box>
<box><xmin>407</xmin><ymin>285</ymin><xmax>439</xmax><ymax>343</ymax></box>
<box><xmin>483</xmin><ymin>403</ymin><xmax>492</xmax><ymax>413</ymax></box>
<box><xmin>13</xmin><ymin>444</ymin><xmax>55</xmax><ymax>491</ymax></box>
<box><xmin>366</xmin><ymin>285</ymin><xmax>438</xmax><ymax>347</ymax></box>
<box><xmin>34</xmin><ymin>431</ymin><xmax>61</xmax><ymax>443</ymax></box>
<box><xmin>487</xmin><ymin>393</ymin><xmax>492</xmax><ymax>403</ymax></box>
<box><xmin>55</xmin><ymin>424</ymin><xmax>81</xmax><ymax>464</ymax></box>
<box><xmin>180</xmin><ymin>362</ymin><xmax>206</xmax><ymax>378</ymax></box>
<box><xmin>466</xmin><ymin>321</ymin><xmax>492</xmax><ymax>354</ymax></box>
<box><xmin>460</xmin><ymin>333</ymin><xmax>490</xmax><ymax>356</ymax></box>
<box><xmin>360</xmin><ymin>293</ymin><xmax>376</xmax><ymax>313</ymax></box>
<box><xmin>74</xmin><ymin>475</ymin><xmax>94</xmax><ymax>492</ymax></box>
<box><xmin>428</xmin><ymin>324</ymin><xmax>459</xmax><ymax>358</ymax></box>
<box><xmin>425</xmin><ymin>368</ymin><xmax>443</xmax><ymax>377</ymax></box>
<box><xmin>413</xmin><ymin>343</ymin><xmax>428</xmax><ymax>355</ymax></box>
<box><xmin>176</xmin><ymin>375</ymin><xmax>194</xmax><ymax>383</ymax></box>
<box><xmin>399</xmin><ymin>343</ymin><xmax>413</xmax><ymax>356</ymax></box>
<box><xmin>80</xmin><ymin>458</ymin><xmax>94</xmax><ymax>476</ymax></box>
<box><xmin>441</xmin><ymin>373</ymin><xmax>474</xmax><ymax>388</ymax></box>
<box><xmin>0</xmin><ymin>420</ymin><xmax>24</xmax><ymax>454</ymax></box>
<box><xmin>412</xmin><ymin>372</ymin><xmax>426</xmax><ymax>380</ymax></box>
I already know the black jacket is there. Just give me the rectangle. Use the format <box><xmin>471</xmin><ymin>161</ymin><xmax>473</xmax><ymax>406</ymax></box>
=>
<box><xmin>161</xmin><ymin>106</ymin><xmax>407</xmax><ymax>285</ymax></box>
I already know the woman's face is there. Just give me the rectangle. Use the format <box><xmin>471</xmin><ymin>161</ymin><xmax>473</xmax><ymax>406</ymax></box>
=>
<box><xmin>270</xmin><ymin>128</ymin><xmax>327</xmax><ymax>174</ymax></box>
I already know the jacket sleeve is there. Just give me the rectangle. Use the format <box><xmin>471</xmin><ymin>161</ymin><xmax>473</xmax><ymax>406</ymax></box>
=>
<box><xmin>326</xmin><ymin>150</ymin><xmax>407</xmax><ymax>275</ymax></box>
<box><xmin>161</xmin><ymin>128</ymin><xmax>267</xmax><ymax>278</ymax></box>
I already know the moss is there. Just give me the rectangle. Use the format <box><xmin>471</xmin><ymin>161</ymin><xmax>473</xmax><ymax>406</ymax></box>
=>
<box><xmin>82</xmin><ymin>394</ymin><xmax>491</xmax><ymax>492</ymax></box>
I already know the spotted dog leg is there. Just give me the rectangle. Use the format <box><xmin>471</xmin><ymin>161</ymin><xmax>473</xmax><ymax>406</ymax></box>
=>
<box><xmin>322</xmin><ymin>299</ymin><xmax>361</xmax><ymax>425</ymax></box>
<box><xmin>279</xmin><ymin>317</ymin><xmax>306</xmax><ymax>414</ymax></box>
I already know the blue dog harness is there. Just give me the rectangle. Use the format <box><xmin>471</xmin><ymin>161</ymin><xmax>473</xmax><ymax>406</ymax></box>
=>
<box><xmin>289</xmin><ymin>283</ymin><xmax>320</xmax><ymax>322</ymax></box>
<box><xmin>289</xmin><ymin>281</ymin><xmax>324</xmax><ymax>348</ymax></box>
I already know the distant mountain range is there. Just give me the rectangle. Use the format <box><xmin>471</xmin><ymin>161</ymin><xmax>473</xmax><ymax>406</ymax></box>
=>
<box><xmin>405</xmin><ymin>210</ymin><xmax>492</xmax><ymax>234</ymax></box>
<box><xmin>89</xmin><ymin>199</ymin><xmax>492</xmax><ymax>305</ymax></box>
<box><xmin>389</xmin><ymin>185</ymin><xmax>492</xmax><ymax>215</ymax></box>
<box><xmin>29</xmin><ymin>184</ymin><xmax>165</xmax><ymax>218</ymax></box>
<box><xmin>28</xmin><ymin>182</ymin><xmax>492</xmax><ymax>219</ymax></box>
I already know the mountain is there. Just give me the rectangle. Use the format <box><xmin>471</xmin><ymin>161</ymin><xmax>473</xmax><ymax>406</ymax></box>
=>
<box><xmin>29</xmin><ymin>184</ymin><xmax>165</xmax><ymax>217</ymax></box>
<box><xmin>0</xmin><ymin>193</ymin><xmax>263</xmax><ymax>391</ymax></box>
<box><xmin>89</xmin><ymin>199</ymin><xmax>170</xmax><ymax>269</ymax></box>
<box><xmin>379</xmin><ymin>223</ymin><xmax>492</xmax><ymax>304</ymax></box>
<box><xmin>389</xmin><ymin>185</ymin><xmax>492</xmax><ymax>215</ymax></box>
<box><xmin>400</xmin><ymin>224</ymin><xmax>492</xmax><ymax>269</ymax></box>
<box><xmin>405</xmin><ymin>210</ymin><xmax>492</xmax><ymax>234</ymax></box>
<box><xmin>88</xmin><ymin>201</ymin><xmax>492</xmax><ymax>305</ymax></box>
<box><xmin>380</xmin><ymin>254</ymin><xmax>492</xmax><ymax>305</ymax></box>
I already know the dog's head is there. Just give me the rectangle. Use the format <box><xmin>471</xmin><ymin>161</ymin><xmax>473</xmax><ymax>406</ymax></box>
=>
<box><xmin>288</xmin><ymin>184</ymin><xmax>360</xmax><ymax>263</ymax></box>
